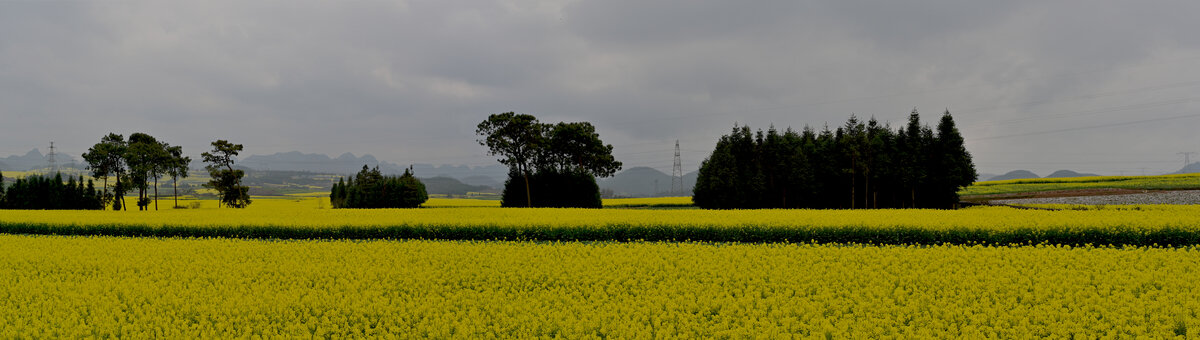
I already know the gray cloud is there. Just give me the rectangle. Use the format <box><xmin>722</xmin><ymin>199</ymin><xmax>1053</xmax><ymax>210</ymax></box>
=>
<box><xmin>3</xmin><ymin>1</ymin><xmax>1200</xmax><ymax>176</ymax></box>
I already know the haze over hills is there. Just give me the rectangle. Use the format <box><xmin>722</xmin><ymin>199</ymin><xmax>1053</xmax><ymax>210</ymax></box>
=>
<box><xmin>0</xmin><ymin>149</ymin><xmax>81</xmax><ymax>171</ymax></box>
<box><xmin>235</xmin><ymin>151</ymin><xmax>508</xmax><ymax>186</ymax></box>
<box><xmin>597</xmin><ymin>166</ymin><xmax>698</xmax><ymax>197</ymax></box>
<box><xmin>1045</xmin><ymin>170</ymin><xmax>1100</xmax><ymax>178</ymax></box>
<box><xmin>986</xmin><ymin>170</ymin><xmax>1041</xmax><ymax>181</ymax></box>
<box><xmin>1173</xmin><ymin>163</ymin><xmax>1200</xmax><ymax>174</ymax></box>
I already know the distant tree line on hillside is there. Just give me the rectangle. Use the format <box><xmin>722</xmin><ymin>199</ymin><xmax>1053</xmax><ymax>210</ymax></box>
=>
<box><xmin>0</xmin><ymin>171</ymin><xmax>104</xmax><ymax>210</ymax></box>
<box><xmin>331</xmin><ymin>165</ymin><xmax>428</xmax><ymax>208</ymax></box>
<box><xmin>693</xmin><ymin>109</ymin><xmax>976</xmax><ymax>209</ymax></box>
<box><xmin>476</xmin><ymin>112</ymin><xmax>621</xmax><ymax>208</ymax></box>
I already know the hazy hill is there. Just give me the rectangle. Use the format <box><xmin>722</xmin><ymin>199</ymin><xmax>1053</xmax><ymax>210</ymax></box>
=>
<box><xmin>598</xmin><ymin>166</ymin><xmax>698</xmax><ymax>197</ymax></box>
<box><xmin>1174</xmin><ymin>162</ymin><xmax>1200</xmax><ymax>174</ymax></box>
<box><xmin>236</xmin><ymin>151</ymin><xmax>508</xmax><ymax>188</ymax></box>
<box><xmin>419</xmin><ymin>176</ymin><xmax>496</xmax><ymax>196</ymax></box>
<box><xmin>241</xmin><ymin>151</ymin><xmax>402</xmax><ymax>174</ymax></box>
<box><xmin>0</xmin><ymin>149</ymin><xmax>80</xmax><ymax>171</ymax></box>
<box><xmin>988</xmin><ymin>170</ymin><xmax>1040</xmax><ymax>181</ymax></box>
<box><xmin>461</xmin><ymin>175</ymin><xmax>503</xmax><ymax>188</ymax></box>
<box><xmin>1045</xmin><ymin>170</ymin><xmax>1100</xmax><ymax>178</ymax></box>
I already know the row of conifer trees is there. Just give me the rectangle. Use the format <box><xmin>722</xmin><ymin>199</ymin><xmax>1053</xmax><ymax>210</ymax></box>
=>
<box><xmin>0</xmin><ymin>172</ymin><xmax>104</xmax><ymax>210</ymax></box>
<box><xmin>693</xmin><ymin>110</ymin><xmax>977</xmax><ymax>209</ymax></box>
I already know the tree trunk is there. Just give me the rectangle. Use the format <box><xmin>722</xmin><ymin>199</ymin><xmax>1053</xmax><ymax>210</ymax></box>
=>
<box><xmin>850</xmin><ymin>173</ymin><xmax>856</xmax><ymax>209</ymax></box>
<box><xmin>523</xmin><ymin>172</ymin><xmax>532</xmax><ymax>208</ymax></box>
<box><xmin>153</xmin><ymin>175</ymin><xmax>159</xmax><ymax>211</ymax></box>
<box><xmin>781</xmin><ymin>188</ymin><xmax>787</xmax><ymax>209</ymax></box>
<box><xmin>173</xmin><ymin>177</ymin><xmax>178</xmax><ymax>209</ymax></box>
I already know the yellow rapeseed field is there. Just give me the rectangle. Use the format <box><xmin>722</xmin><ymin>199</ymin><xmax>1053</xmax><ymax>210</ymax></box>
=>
<box><xmin>3</xmin><ymin>197</ymin><xmax>1200</xmax><ymax>237</ymax></box>
<box><xmin>962</xmin><ymin>173</ymin><xmax>1200</xmax><ymax>196</ymax></box>
<box><xmin>0</xmin><ymin>235</ymin><xmax>1195</xmax><ymax>338</ymax></box>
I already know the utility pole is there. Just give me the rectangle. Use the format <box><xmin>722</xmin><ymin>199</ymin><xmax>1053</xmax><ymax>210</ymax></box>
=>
<box><xmin>47</xmin><ymin>141</ymin><xmax>58</xmax><ymax>174</ymax></box>
<box><xmin>1178</xmin><ymin>152</ymin><xmax>1197</xmax><ymax>170</ymax></box>
<box><xmin>671</xmin><ymin>140</ymin><xmax>683</xmax><ymax>196</ymax></box>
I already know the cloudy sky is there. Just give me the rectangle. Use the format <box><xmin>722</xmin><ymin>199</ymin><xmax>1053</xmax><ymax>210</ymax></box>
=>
<box><xmin>3</xmin><ymin>1</ymin><xmax>1200</xmax><ymax>177</ymax></box>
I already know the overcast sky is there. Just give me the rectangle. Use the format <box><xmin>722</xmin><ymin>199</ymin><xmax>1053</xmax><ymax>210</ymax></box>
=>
<box><xmin>3</xmin><ymin>1</ymin><xmax>1200</xmax><ymax>177</ymax></box>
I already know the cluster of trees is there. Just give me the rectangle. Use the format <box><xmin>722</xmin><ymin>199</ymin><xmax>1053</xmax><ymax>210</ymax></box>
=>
<box><xmin>0</xmin><ymin>172</ymin><xmax>104</xmax><ymax>210</ymax></box>
<box><xmin>82</xmin><ymin>133</ymin><xmax>191</xmax><ymax>211</ymax></box>
<box><xmin>82</xmin><ymin>135</ymin><xmax>252</xmax><ymax>210</ymax></box>
<box><xmin>330</xmin><ymin>165</ymin><xmax>428</xmax><ymax>208</ymax></box>
<box><xmin>693</xmin><ymin>110</ymin><xmax>977</xmax><ymax>209</ymax></box>
<box><xmin>476</xmin><ymin>112</ymin><xmax>621</xmax><ymax>208</ymax></box>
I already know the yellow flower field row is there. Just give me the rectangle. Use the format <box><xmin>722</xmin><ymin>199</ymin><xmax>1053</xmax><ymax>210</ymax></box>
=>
<box><xmin>0</xmin><ymin>235</ymin><xmax>1195</xmax><ymax>338</ymax></box>
<box><xmin>0</xmin><ymin>197</ymin><xmax>1194</xmax><ymax>230</ymax></box>
<box><xmin>961</xmin><ymin>173</ymin><xmax>1200</xmax><ymax>196</ymax></box>
<box><xmin>4</xmin><ymin>198</ymin><xmax>1200</xmax><ymax>245</ymax></box>
<box><xmin>411</xmin><ymin>196</ymin><xmax>692</xmax><ymax>208</ymax></box>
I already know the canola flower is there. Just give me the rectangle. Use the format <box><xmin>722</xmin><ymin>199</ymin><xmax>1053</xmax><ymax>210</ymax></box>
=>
<box><xmin>961</xmin><ymin>173</ymin><xmax>1200</xmax><ymax>196</ymax></box>
<box><xmin>420</xmin><ymin>197</ymin><xmax>693</xmax><ymax>208</ymax></box>
<box><xmin>602</xmin><ymin>196</ymin><xmax>694</xmax><ymax>208</ymax></box>
<box><xmin>3</xmin><ymin>198</ymin><xmax>1200</xmax><ymax>245</ymax></box>
<box><xmin>0</xmin><ymin>234</ymin><xmax>1196</xmax><ymax>338</ymax></box>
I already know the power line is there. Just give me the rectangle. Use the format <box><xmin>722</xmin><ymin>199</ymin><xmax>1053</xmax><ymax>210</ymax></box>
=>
<box><xmin>970</xmin><ymin>112</ymin><xmax>1200</xmax><ymax>141</ymax></box>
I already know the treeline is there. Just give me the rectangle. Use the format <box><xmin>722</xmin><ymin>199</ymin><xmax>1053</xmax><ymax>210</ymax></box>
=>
<box><xmin>83</xmin><ymin>134</ymin><xmax>252</xmax><ymax>210</ymax></box>
<box><xmin>331</xmin><ymin>165</ymin><xmax>428</xmax><ymax>208</ymax></box>
<box><xmin>0</xmin><ymin>172</ymin><xmax>104</xmax><ymax>210</ymax></box>
<box><xmin>476</xmin><ymin>112</ymin><xmax>621</xmax><ymax>208</ymax></box>
<box><xmin>693</xmin><ymin>110</ymin><xmax>976</xmax><ymax>209</ymax></box>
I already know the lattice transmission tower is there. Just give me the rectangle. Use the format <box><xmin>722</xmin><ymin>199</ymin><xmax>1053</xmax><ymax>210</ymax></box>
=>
<box><xmin>671</xmin><ymin>140</ymin><xmax>683</xmax><ymax>196</ymax></box>
<box><xmin>47</xmin><ymin>141</ymin><xmax>58</xmax><ymax>174</ymax></box>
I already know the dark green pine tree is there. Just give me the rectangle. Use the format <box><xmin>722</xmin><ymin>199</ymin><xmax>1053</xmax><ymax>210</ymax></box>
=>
<box><xmin>693</xmin><ymin>127</ymin><xmax>744</xmax><ymax>209</ymax></box>
<box><xmin>933</xmin><ymin>110</ymin><xmax>977</xmax><ymax>208</ymax></box>
<box><xmin>330</xmin><ymin>178</ymin><xmax>342</xmax><ymax>208</ymax></box>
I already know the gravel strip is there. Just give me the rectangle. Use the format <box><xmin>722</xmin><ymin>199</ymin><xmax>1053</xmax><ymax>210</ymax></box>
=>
<box><xmin>992</xmin><ymin>190</ymin><xmax>1200</xmax><ymax>205</ymax></box>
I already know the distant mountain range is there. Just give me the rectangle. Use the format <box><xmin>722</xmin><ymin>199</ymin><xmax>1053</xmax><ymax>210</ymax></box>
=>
<box><xmin>236</xmin><ymin>151</ymin><xmax>704</xmax><ymax>195</ymax></box>
<box><xmin>985</xmin><ymin>169</ymin><xmax>1101</xmax><ymax>181</ymax></box>
<box><xmin>236</xmin><ymin>151</ymin><xmax>508</xmax><ymax>187</ymax></box>
<box><xmin>987</xmin><ymin>170</ymin><xmax>1041</xmax><ymax>181</ymax></box>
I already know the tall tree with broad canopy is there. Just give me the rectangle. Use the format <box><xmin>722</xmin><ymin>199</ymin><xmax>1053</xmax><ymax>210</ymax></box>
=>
<box><xmin>477</xmin><ymin>112</ymin><xmax>621</xmax><ymax>208</ymax></box>
<box><xmin>125</xmin><ymin>133</ymin><xmax>170</xmax><ymax>211</ymax></box>
<box><xmin>202</xmin><ymin>140</ymin><xmax>251</xmax><ymax>208</ymax></box>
